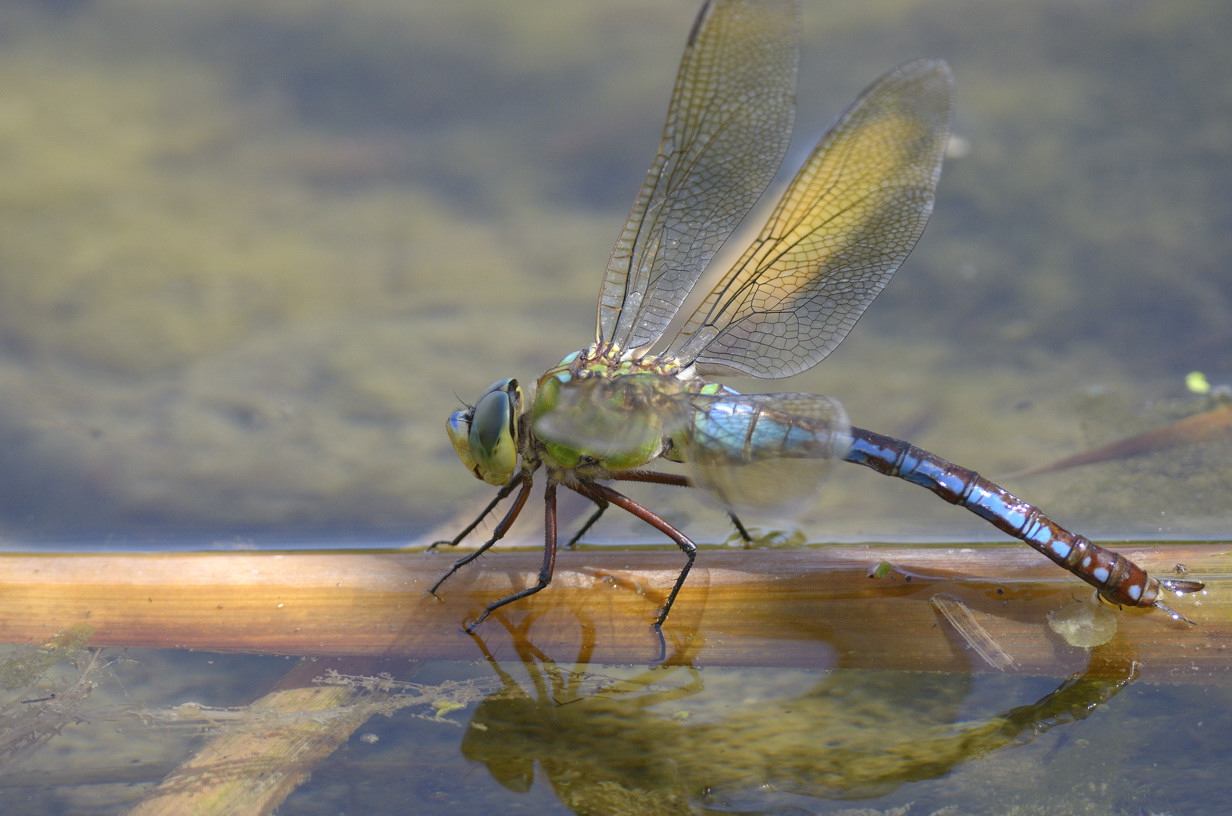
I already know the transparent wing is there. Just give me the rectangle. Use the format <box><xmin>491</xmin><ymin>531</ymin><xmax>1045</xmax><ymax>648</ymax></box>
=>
<box><xmin>532</xmin><ymin>372</ymin><xmax>690</xmax><ymax>469</ymax></box>
<box><xmin>596</xmin><ymin>0</ymin><xmax>799</xmax><ymax>355</ymax></box>
<box><xmin>670</xmin><ymin>59</ymin><xmax>955</xmax><ymax>378</ymax></box>
<box><xmin>681</xmin><ymin>392</ymin><xmax>852</xmax><ymax>518</ymax></box>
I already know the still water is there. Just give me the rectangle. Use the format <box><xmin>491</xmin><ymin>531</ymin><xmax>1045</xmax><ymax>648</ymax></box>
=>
<box><xmin>0</xmin><ymin>0</ymin><xmax>1229</xmax><ymax>813</ymax></box>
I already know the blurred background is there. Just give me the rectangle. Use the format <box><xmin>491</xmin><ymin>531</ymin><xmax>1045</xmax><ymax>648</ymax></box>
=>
<box><xmin>0</xmin><ymin>0</ymin><xmax>1228</xmax><ymax>547</ymax></box>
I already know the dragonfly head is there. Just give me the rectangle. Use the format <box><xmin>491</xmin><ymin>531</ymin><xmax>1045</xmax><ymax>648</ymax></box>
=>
<box><xmin>447</xmin><ymin>378</ymin><xmax>523</xmax><ymax>486</ymax></box>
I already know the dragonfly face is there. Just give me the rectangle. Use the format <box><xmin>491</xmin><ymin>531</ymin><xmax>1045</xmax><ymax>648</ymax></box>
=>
<box><xmin>447</xmin><ymin>378</ymin><xmax>523</xmax><ymax>486</ymax></box>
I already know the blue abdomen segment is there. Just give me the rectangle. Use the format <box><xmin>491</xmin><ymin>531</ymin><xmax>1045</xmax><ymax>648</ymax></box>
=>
<box><xmin>844</xmin><ymin>427</ymin><xmax>1175</xmax><ymax>608</ymax></box>
<box><xmin>681</xmin><ymin>392</ymin><xmax>852</xmax><ymax>518</ymax></box>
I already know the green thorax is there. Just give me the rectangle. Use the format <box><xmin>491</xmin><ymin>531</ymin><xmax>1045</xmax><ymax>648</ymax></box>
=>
<box><xmin>531</xmin><ymin>347</ymin><xmax>726</xmax><ymax>474</ymax></box>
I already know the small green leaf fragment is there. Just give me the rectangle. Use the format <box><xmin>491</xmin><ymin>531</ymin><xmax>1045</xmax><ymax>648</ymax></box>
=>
<box><xmin>433</xmin><ymin>700</ymin><xmax>467</xmax><ymax>718</ymax></box>
<box><xmin>870</xmin><ymin>561</ymin><xmax>894</xmax><ymax>579</ymax></box>
<box><xmin>1186</xmin><ymin>371</ymin><xmax>1211</xmax><ymax>395</ymax></box>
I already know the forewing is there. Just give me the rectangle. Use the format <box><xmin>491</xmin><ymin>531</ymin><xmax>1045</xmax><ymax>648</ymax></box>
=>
<box><xmin>596</xmin><ymin>0</ymin><xmax>799</xmax><ymax>354</ymax></box>
<box><xmin>671</xmin><ymin>59</ymin><xmax>955</xmax><ymax>377</ymax></box>
<box><xmin>682</xmin><ymin>392</ymin><xmax>851</xmax><ymax>518</ymax></box>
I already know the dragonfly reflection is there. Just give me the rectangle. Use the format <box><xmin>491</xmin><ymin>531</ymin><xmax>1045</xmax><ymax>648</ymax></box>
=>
<box><xmin>461</xmin><ymin>619</ymin><xmax>1142</xmax><ymax>810</ymax></box>
<box><xmin>432</xmin><ymin>0</ymin><xmax>1203</xmax><ymax>645</ymax></box>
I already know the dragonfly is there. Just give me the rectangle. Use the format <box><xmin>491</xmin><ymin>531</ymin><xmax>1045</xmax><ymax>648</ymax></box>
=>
<box><xmin>431</xmin><ymin>0</ymin><xmax>1204</xmax><ymax>645</ymax></box>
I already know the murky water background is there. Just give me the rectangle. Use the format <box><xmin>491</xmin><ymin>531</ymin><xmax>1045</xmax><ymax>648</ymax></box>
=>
<box><xmin>0</xmin><ymin>0</ymin><xmax>1229</xmax><ymax>813</ymax></box>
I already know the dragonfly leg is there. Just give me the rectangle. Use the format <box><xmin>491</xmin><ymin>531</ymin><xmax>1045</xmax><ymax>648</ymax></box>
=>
<box><xmin>429</xmin><ymin>472</ymin><xmax>526</xmax><ymax>550</ymax></box>
<box><xmin>611</xmin><ymin>469</ymin><xmax>754</xmax><ymax>546</ymax></box>
<box><xmin>466</xmin><ymin>481</ymin><xmax>560</xmax><ymax>632</ymax></box>
<box><xmin>563</xmin><ymin>499</ymin><xmax>608</xmax><ymax>550</ymax></box>
<box><xmin>845</xmin><ymin>427</ymin><xmax>1205</xmax><ymax>616</ymax></box>
<box><xmin>560</xmin><ymin>469</ymin><xmax>689</xmax><ymax>549</ymax></box>
<box><xmin>576</xmin><ymin>481</ymin><xmax>698</xmax><ymax>652</ymax></box>
<box><xmin>725</xmin><ymin>511</ymin><xmax>755</xmax><ymax>547</ymax></box>
<box><xmin>611</xmin><ymin>470</ymin><xmax>691</xmax><ymax>488</ymax></box>
<box><xmin>429</xmin><ymin>473</ymin><xmax>533</xmax><ymax>597</ymax></box>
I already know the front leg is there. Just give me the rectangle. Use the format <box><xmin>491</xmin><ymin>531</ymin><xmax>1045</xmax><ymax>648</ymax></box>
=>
<box><xmin>430</xmin><ymin>472</ymin><xmax>526</xmax><ymax>550</ymax></box>
<box><xmin>429</xmin><ymin>473</ymin><xmax>533</xmax><ymax>597</ymax></box>
<box><xmin>466</xmin><ymin>481</ymin><xmax>562</xmax><ymax>631</ymax></box>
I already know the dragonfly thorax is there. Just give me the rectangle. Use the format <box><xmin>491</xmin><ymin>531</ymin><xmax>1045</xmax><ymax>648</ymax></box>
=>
<box><xmin>529</xmin><ymin>352</ymin><xmax>686</xmax><ymax>477</ymax></box>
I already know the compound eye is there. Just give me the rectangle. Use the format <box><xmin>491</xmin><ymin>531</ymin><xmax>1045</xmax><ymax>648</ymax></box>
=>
<box><xmin>458</xmin><ymin>379</ymin><xmax>522</xmax><ymax>485</ymax></box>
<box><xmin>446</xmin><ymin>408</ymin><xmax>478</xmax><ymax>477</ymax></box>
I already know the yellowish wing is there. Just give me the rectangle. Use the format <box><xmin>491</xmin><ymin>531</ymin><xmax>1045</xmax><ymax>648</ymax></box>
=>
<box><xmin>671</xmin><ymin>59</ymin><xmax>955</xmax><ymax>378</ymax></box>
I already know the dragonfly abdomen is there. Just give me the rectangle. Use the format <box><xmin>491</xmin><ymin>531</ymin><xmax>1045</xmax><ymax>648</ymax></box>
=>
<box><xmin>844</xmin><ymin>427</ymin><xmax>1202</xmax><ymax>610</ymax></box>
<box><xmin>682</xmin><ymin>392</ymin><xmax>851</xmax><ymax>517</ymax></box>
